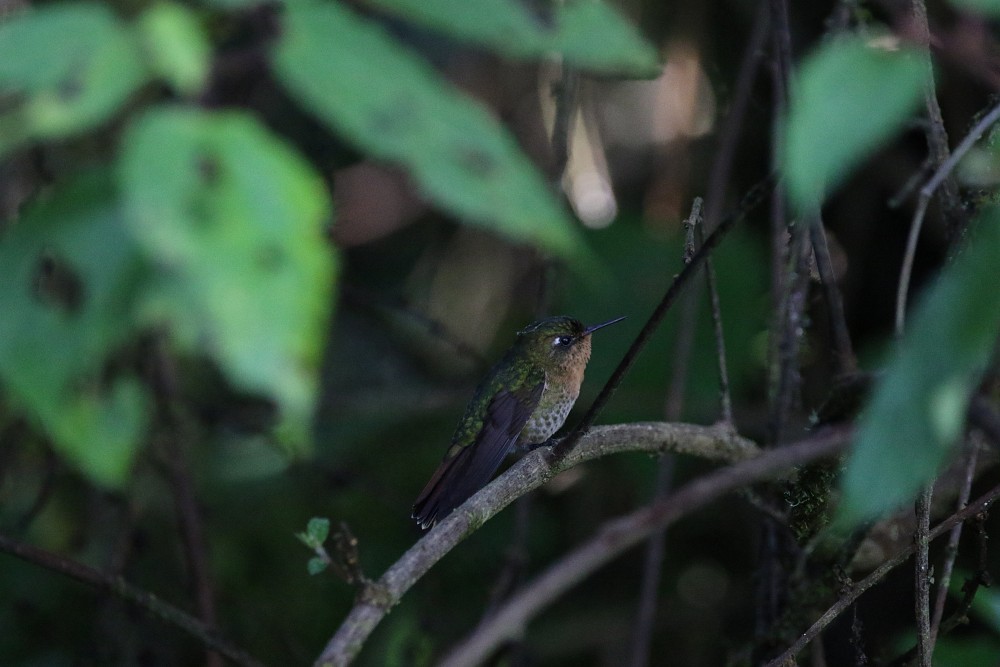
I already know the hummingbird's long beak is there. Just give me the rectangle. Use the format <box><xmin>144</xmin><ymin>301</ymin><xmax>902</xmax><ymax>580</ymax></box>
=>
<box><xmin>583</xmin><ymin>316</ymin><xmax>626</xmax><ymax>335</ymax></box>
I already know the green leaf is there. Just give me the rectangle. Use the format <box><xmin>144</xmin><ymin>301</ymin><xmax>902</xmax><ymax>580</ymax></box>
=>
<box><xmin>135</xmin><ymin>1</ymin><xmax>211</xmax><ymax>96</ymax></box>
<box><xmin>949</xmin><ymin>0</ymin><xmax>1000</xmax><ymax>17</ymax></box>
<box><xmin>118</xmin><ymin>107</ymin><xmax>336</xmax><ymax>452</ymax></box>
<box><xmin>272</xmin><ymin>0</ymin><xmax>583</xmax><ymax>260</ymax></box>
<box><xmin>782</xmin><ymin>36</ymin><xmax>925</xmax><ymax>209</ymax></box>
<box><xmin>307</xmin><ymin>556</ymin><xmax>329</xmax><ymax>576</ymax></box>
<box><xmin>0</xmin><ymin>174</ymin><xmax>150</xmax><ymax>487</ymax></box>
<box><xmin>836</xmin><ymin>209</ymin><xmax>1000</xmax><ymax>526</ymax></box>
<box><xmin>0</xmin><ymin>3</ymin><xmax>147</xmax><ymax>155</ymax></box>
<box><xmin>364</xmin><ymin>0</ymin><xmax>659</xmax><ymax>76</ymax></box>
<box><xmin>306</xmin><ymin>517</ymin><xmax>331</xmax><ymax>544</ymax></box>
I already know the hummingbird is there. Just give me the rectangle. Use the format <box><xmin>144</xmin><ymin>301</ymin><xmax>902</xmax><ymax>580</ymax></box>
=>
<box><xmin>412</xmin><ymin>315</ymin><xmax>625</xmax><ymax>528</ymax></box>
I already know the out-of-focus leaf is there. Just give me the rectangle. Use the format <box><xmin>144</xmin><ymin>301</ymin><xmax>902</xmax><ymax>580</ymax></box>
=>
<box><xmin>949</xmin><ymin>0</ymin><xmax>1000</xmax><ymax>16</ymax></box>
<box><xmin>836</xmin><ymin>209</ymin><xmax>1000</xmax><ymax>526</ymax></box>
<box><xmin>782</xmin><ymin>36</ymin><xmax>925</xmax><ymax>208</ymax></box>
<box><xmin>272</xmin><ymin>1</ymin><xmax>584</xmax><ymax>260</ymax></box>
<box><xmin>306</xmin><ymin>517</ymin><xmax>331</xmax><ymax>544</ymax></box>
<box><xmin>364</xmin><ymin>0</ymin><xmax>659</xmax><ymax>77</ymax></box>
<box><xmin>0</xmin><ymin>174</ymin><xmax>150</xmax><ymax>487</ymax></box>
<box><xmin>307</xmin><ymin>557</ymin><xmax>328</xmax><ymax>575</ymax></box>
<box><xmin>0</xmin><ymin>3</ymin><xmax>147</xmax><ymax>155</ymax></box>
<box><xmin>118</xmin><ymin>107</ymin><xmax>336</xmax><ymax>451</ymax></box>
<box><xmin>135</xmin><ymin>1</ymin><xmax>211</xmax><ymax>96</ymax></box>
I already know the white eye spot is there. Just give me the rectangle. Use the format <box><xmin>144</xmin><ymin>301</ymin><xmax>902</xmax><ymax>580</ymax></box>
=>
<box><xmin>553</xmin><ymin>335</ymin><xmax>573</xmax><ymax>347</ymax></box>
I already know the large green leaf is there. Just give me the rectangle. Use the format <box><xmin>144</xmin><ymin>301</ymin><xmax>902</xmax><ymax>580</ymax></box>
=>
<box><xmin>0</xmin><ymin>3</ymin><xmax>147</xmax><ymax>155</ymax></box>
<box><xmin>272</xmin><ymin>0</ymin><xmax>583</xmax><ymax>259</ymax></box>
<box><xmin>782</xmin><ymin>36</ymin><xmax>925</xmax><ymax>209</ymax></box>
<box><xmin>363</xmin><ymin>0</ymin><xmax>659</xmax><ymax>76</ymax></box>
<box><xmin>118</xmin><ymin>107</ymin><xmax>336</xmax><ymax>450</ymax></box>
<box><xmin>0</xmin><ymin>175</ymin><xmax>150</xmax><ymax>487</ymax></box>
<box><xmin>836</xmin><ymin>209</ymin><xmax>1000</xmax><ymax>526</ymax></box>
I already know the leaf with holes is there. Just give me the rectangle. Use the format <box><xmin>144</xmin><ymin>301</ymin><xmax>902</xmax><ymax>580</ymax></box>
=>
<box><xmin>272</xmin><ymin>0</ymin><xmax>584</xmax><ymax>260</ymax></box>
<box><xmin>118</xmin><ymin>107</ymin><xmax>336</xmax><ymax>451</ymax></box>
<box><xmin>0</xmin><ymin>3</ymin><xmax>147</xmax><ymax>155</ymax></box>
<box><xmin>364</xmin><ymin>0</ymin><xmax>658</xmax><ymax>77</ymax></box>
<box><xmin>836</xmin><ymin>208</ymin><xmax>1000</xmax><ymax>527</ymax></box>
<box><xmin>0</xmin><ymin>174</ymin><xmax>150</xmax><ymax>486</ymax></box>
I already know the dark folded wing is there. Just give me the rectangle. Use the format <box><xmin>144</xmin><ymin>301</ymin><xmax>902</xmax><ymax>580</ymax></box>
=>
<box><xmin>412</xmin><ymin>382</ymin><xmax>543</xmax><ymax>529</ymax></box>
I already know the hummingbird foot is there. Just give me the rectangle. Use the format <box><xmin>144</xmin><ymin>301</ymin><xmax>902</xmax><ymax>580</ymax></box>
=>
<box><xmin>521</xmin><ymin>436</ymin><xmax>560</xmax><ymax>452</ymax></box>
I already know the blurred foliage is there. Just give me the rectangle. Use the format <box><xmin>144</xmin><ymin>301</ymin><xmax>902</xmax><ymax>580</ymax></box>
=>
<box><xmin>949</xmin><ymin>0</ymin><xmax>1000</xmax><ymax>16</ymax></box>
<box><xmin>837</xmin><ymin>209</ymin><xmax>1000</xmax><ymax>526</ymax></box>
<box><xmin>0</xmin><ymin>174</ymin><xmax>150</xmax><ymax>486</ymax></box>
<box><xmin>0</xmin><ymin>3</ymin><xmax>148</xmax><ymax>154</ymax></box>
<box><xmin>273</xmin><ymin>0</ymin><xmax>588</xmax><ymax>261</ymax></box>
<box><xmin>1</xmin><ymin>0</ymin><xmax>1000</xmax><ymax>666</ymax></box>
<box><xmin>782</xmin><ymin>34</ymin><xmax>925</xmax><ymax>209</ymax></box>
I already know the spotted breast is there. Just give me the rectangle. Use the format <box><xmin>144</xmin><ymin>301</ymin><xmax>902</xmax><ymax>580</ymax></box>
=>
<box><xmin>520</xmin><ymin>381</ymin><xmax>579</xmax><ymax>446</ymax></box>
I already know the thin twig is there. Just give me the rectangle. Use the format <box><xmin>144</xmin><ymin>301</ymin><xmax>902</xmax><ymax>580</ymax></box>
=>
<box><xmin>629</xmin><ymin>202</ymin><xmax>702</xmax><ymax>667</ymax></box>
<box><xmin>939</xmin><ymin>513</ymin><xmax>991</xmax><ymax>635</ymax></box>
<box><xmin>314</xmin><ymin>422</ymin><xmax>762</xmax><ymax>666</ymax></box>
<box><xmin>151</xmin><ymin>338</ymin><xmax>223</xmax><ymax>667</ymax></box>
<box><xmin>887</xmin><ymin>508</ymin><xmax>992</xmax><ymax>667</ymax></box>
<box><xmin>911</xmin><ymin>0</ymin><xmax>962</xmax><ymax>241</ymax></box>
<box><xmin>438</xmin><ymin>428</ymin><xmax>851</xmax><ymax>667</ymax></box>
<box><xmin>769</xmin><ymin>222</ymin><xmax>812</xmax><ymax>444</ymax></box>
<box><xmin>629</xmin><ymin>455</ymin><xmax>677</xmax><ymax>667</ymax></box>
<box><xmin>0</xmin><ymin>533</ymin><xmax>266</xmax><ymax>667</ymax></box>
<box><xmin>914</xmin><ymin>485</ymin><xmax>933</xmax><ymax>667</ymax></box>
<box><xmin>810</xmin><ymin>222</ymin><xmax>857</xmax><ymax>375</ymax></box>
<box><xmin>550</xmin><ymin>174</ymin><xmax>776</xmax><ymax>462</ymax></box>
<box><xmin>767</xmin><ymin>0</ymin><xmax>792</xmax><ymax>406</ymax></box>
<box><xmin>762</xmin><ymin>1</ymin><xmax>796</xmax><ymax>650</ymax></box>
<box><xmin>895</xmin><ymin>98</ymin><xmax>1000</xmax><ymax>333</ymax></box>
<box><xmin>695</xmin><ymin>218</ymin><xmax>735</xmax><ymax>425</ymax></box>
<box><xmin>764</xmin><ymin>481</ymin><xmax>1000</xmax><ymax>667</ymax></box>
<box><xmin>929</xmin><ymin>438</ymin><xmax>980</xmax><ymax>641</ymax></box>
<box><xmin>895</xmin><ymin>194</ymin><xmax>931</xmax><ymax>336</ymax></box>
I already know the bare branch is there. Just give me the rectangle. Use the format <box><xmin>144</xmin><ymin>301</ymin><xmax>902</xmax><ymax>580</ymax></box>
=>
<box><xmin>764</xmin><ymin>481</ymin><xmax>1000</xmax><ymax>667</ymax></box>
<box><xmin>0</xmin><ymin>533</ymin><xmax>265</xmax><ymax>667</ymax></box>
<box><xmin>438</xmin><ymin>428</ymin><xmax>850</xmax><ymax>667</ymax></box>
<box><xmin>314</xmin><ymin>422</ymin><xmax>761</xmax><ymax>666</ymax></box>
<box><xmin>629</xmin><ymin>201</ymin><xmax>702</xmax><ymax>667</ymax></box>
<box><xmin>914</xmin><ymin>485</ymin><xmax>933</xmax><ymax>667</ymax></box>
<box><xmin>551</xmin><ymin>174</ymin><xmax>775</xmax><ymax>461</ymax></box>
<box><xmin>810</xmin><ymin>222</ymin><xmax>857</xmax><ymax>375</ymax></box>
<box><xmin>896</xmin><ymin>98</ymin><xmax>1000</xmax><ymax>333</ymax></box>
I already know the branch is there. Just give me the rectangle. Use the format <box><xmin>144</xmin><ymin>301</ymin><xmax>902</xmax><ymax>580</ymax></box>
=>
<box><xmin>764</xmin><ymin>480</ymin><xmax>1000</xmax><ymax>667</ymax></box>
<box><xmin>914</xmin><ymin>485</ymin><xmax>933</xmax><ymax>667</ymax></box>
<box><xmin>313</xmin><ymin>422</ymin><xmax>760</xmax><ymax>666</ymax></box>
<box><xmin>629</xmin><ymin>202</ymin><xmax>702</xmax><ymax>667</ymax></box>
<box><xmin>550</xmin><ymin>174</ymin><xmax>776</xmax><ymax>461</ymax></box>
<box><xmin>896</xmin><ymin>98</ymin><xmax>1000</xmax><ymax>333</ymax></box>
<box><xmin>438</xmin><ymin>427</ymin><xmax>851</xmax><ymax>667</ymax></box>
<box><xmin>0</xmin><ymin>533</ymin><xmax>265</xmax><ymax>667</ymax></box>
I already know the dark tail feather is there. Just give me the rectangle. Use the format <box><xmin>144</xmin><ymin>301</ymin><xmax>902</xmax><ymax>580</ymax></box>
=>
<box><xmin>412</xmin><ymin>439</ymin><xmax>514</xmax><ymax>529</ymax></box>
<box><xmin>412</xmin><ymin>455</ymin><xmax>458</xmax><ymax>529</ymax></box>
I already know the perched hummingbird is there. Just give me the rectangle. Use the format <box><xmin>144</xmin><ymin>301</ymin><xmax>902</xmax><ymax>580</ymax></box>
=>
<box><xmin>412</xmin><ymin>315</ymin><xmax>625</xmax><ymax>528</ymax></box>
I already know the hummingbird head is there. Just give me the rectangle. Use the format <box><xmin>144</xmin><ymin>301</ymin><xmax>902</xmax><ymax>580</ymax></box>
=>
<box><xmin>515</xmin><ymin>315</ymin><xmax>625</xmax><ymax>371</ymax></box>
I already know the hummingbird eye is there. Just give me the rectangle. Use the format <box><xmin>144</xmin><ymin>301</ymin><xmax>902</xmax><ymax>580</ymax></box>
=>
<box><xmin>553</xmin><ymin>335</ymin><xmax>573</xmax><ymax>347</ymax></box>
